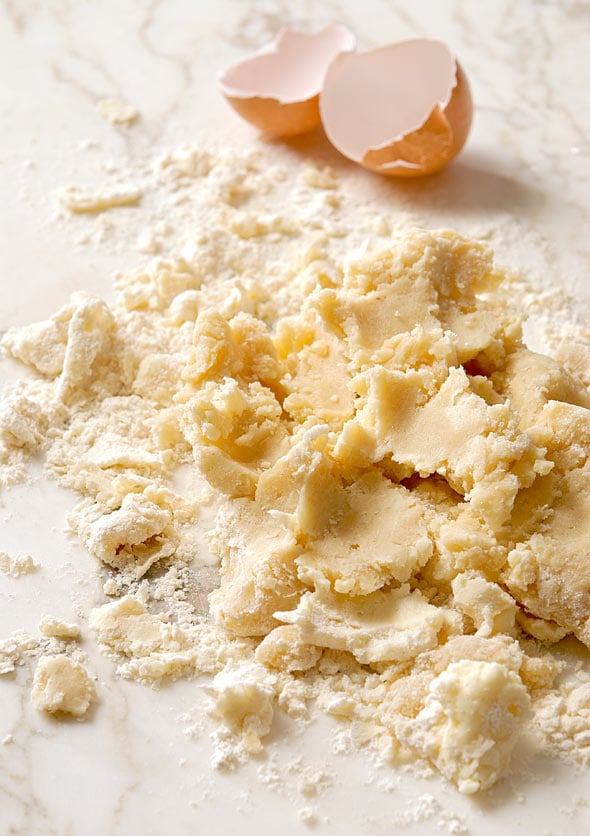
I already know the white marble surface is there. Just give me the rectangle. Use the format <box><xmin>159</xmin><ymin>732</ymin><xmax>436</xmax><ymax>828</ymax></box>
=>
<box><xmin>1</xmin><ymin>1</ymin><xmax>590</xmax><ymax>835</ymax></box>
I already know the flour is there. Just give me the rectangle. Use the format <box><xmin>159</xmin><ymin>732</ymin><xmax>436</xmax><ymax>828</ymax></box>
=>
<box><xmin>1</xmin><ymin>144</ymin><xmax>590</xmax><ymax>797</ymax></box>
<box><xmin>393</xmin><ymin>793</ymin><xmax>468</xmax><ymax>833</ymax></box>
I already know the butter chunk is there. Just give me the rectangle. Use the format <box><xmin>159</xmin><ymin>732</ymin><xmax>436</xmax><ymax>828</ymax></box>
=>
<box><xmin>39</xmin><ymin>615</ymin><xmax>81</xmax><ymax>640</ymax></box>
<box><xmin>296</xmin><ymin>472</ymin><xmax>433</xmax><ymax>595</ymax></box>
<box><xmin>0</xmin><ymin>393</ymin><xmax>49</xmax><ymax>450</ymax></box>
<box><xmin>0</xmin><ymin>552</ymin><xmax>39</xmax><ymax>578</ymax></box>
<box><xmin>278</xmin><ymin>585</ymin><xmax>461</xmax><ymax>665</ymax></box>
<box><xmin>315</xmin><ymin>229</ymin><xmax>517</xmax><ymax>370</ymax></box>
<box><xmin>182</xmin><ymin>309</ymin><xmax>282</xmax><ymax>390</ymax></box>
<box><xmin>395</xmin><ymin>660</ymin><xmax>530</xmax><ymax>794</ymax></box>
<box><xmin>182</xmin><ymin>369</ymin><xmax>288</xmax><ymax>500</ymax></box>
<box><xmin>495</xmin><ymin>348</ymin><xmax>590</xmax><ymax>433</ymax></box>
<box><xmin>375</xmin><ymin>326</ymin><xmax>457</xmax><ymax>389</ymax></box>
<box><xmin>183</xmin><ymin>377</ymin><xmax>287</xmax><ymax>488</ymax></box>
<box><xmin>133</xmin><ymin>353</ymin><xmax>184</xmax><ymax>405</ymax></box>
<box><xmin>208</xmin><ymin>426</ymin><xmax>356</xmax><ymax>637</ymax></box>
<box><xmin>315</xmin><ymin>248</ymin><xmax>439</xmax><ymax>360</ymax></box>
<box><xmin>31</xmin><ymin>655</ymin><xmax>95</xmax><ymax>718</ymax></box>
<box><xmin>57</xmin><ymin>184</ymin><xmax>142</xmax><ymax>213</ymax></box>
<box><xmin>255</xmin><ymin>424</ymin><xmax>346</xmax><ymax>540</ymax></box>
<box><xmin>426</xmin><ymin>506</ymin><xmax>507</xmax><ymax>584</ymax></box>
<box><xmin>500</xmin><ymin>383</ymin><xmax>590</xmax><ymax>643</ymax></box>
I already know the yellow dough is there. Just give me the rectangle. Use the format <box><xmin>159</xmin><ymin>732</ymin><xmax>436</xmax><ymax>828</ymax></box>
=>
<box><xmin>4</xmin><ymin>209</ymin><xmax>589</xmax><ymax>794</ymax></box>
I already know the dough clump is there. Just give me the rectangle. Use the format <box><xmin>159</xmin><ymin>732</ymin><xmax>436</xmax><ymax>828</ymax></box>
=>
<box><xmin>31</xmin><ymin>655</ymin><xmax>96</xmax><ymax>718</ymax></box>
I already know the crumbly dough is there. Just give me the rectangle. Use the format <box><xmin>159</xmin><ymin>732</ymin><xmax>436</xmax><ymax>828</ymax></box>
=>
<box><xmin>394</xmin><ymin>660</ymin><xmax>531</xmax><ymax>795</ymax></box>
<box><xmin>31</xmin><ymin>655</ymin><xmax>96</xmax><ymax>718</ymax></box>
<box><xmin>255</xmin><ymin>625</ymin><xmax>321</xmax><ymax>672</ymax></box>
<box><xmin>0</xmin><ymin>551</ymin><xmax>39</xmax><ymax>578</ymax></box>
<box><xmin>2</xmin><ymin>148</ymin><xmax>590</xmax><ymax>793</ymax></box>
<box><xmin>39</xmin><ymin>615</ymin><xmax>81</xmax><ymax>640</ymax></box>
<box><xmin>211</xmin><ymin>661</ymin><xmax>276</xmax><ymax>743</ymax></box>
<box><xmin>73</xmin><ymin>493</ymin><xmax>175</xmax><ymax>579</ymax></box>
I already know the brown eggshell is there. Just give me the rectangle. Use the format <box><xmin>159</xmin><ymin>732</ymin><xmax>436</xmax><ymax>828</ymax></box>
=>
<box><xmin>219</xmin><ymin>25</ymin><xmax>356</xmax><ymax>137</ymax></box>
<box><xmin>320</xmin><ymin>39</ymin><xmax>473</xmax><ymax>177</ymax></box>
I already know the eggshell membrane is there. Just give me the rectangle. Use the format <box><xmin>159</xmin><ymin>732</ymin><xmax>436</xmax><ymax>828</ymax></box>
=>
<box><xmin>320</xmin><ymin>39</ymin><xmax>473</xmax><ymax>177</ymax></box>
<box><xmin>219</xmin><ymin>25</ymin><xmax>356</xmax><ymax>137</ymax></box>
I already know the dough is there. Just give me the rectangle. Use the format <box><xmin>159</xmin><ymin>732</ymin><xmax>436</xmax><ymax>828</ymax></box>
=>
<box><xmin>31</xmin><ymin>655</ymin><xmax>95</xmax><ymax>718</ymax></box>
<box><xmin>3</xmin><ymin>147</ymin><xmax>589</xmax><ymax>795</ymax></box>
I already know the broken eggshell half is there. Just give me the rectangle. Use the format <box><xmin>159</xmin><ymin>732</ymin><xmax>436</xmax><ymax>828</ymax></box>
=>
<box><xmin>320</xmin><ymin>38</ymin><xmax>473</xmax><ymax>177</ymax></box>
<box><xmin>218</xmin><ymin>25</ymin><xmax>356</xmax><ymax>137</ymax></box>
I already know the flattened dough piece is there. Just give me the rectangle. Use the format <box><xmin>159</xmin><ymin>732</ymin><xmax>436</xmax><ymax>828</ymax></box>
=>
<box><xmin>208</xmin><ymin>426</ymin><xmax>349</xmax><ymax>637</ymax></box>
<box><xmin>497</xmin><ymin>353</ymin><xmax>590</xmax><ymax>645</ymax></box>
<box><xmin>336</xmin><ymin>364</ymin><xmax>543</xmax><ymax>530</ymax></box>
<box><xmin>315</xmin><ymin>229</ymin><xmax>519</xmax><ymax>370</ymax></box>
<box><xmin>296</xmin><ymin>471</ymin><xmax>433</xmax><ymax>595</ymax></box>
<box><xmin>505</xmin><ymin>459</ymin><xmax>590</xmax><ymax>645</ymax></box>
<box><xmin>494</xmin><ymin>348</ymin><xmax>590</xmax><ymax>431</ymax></box>
<box><xmin>274</xmin><ymin>308</ymin><xmax>354</xmax><ymax>429</ymax></box>
<box><xmin>277</xmin><ymin>584</ymin><xmax>461</xmax><ymax>665</ymax></box>
<box><xmin>209</xmin><ymin>498</ymin><xmax>305</xmax><ymax>637</ymax></box>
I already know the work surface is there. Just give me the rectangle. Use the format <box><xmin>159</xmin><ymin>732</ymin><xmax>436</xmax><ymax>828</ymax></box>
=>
<box><xmin>1</xmin><ymin>2</ymin><xmax>590</xmax><ymax>835</ymax></box>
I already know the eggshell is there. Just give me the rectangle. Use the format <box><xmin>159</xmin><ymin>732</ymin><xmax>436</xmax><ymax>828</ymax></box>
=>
<box><xmin>320</xmin><ymin>39</ymin><xmax>473</xmax><ymax>177</ymax></box>
<box><xmin>219</xmin><ymin>25</ymin><xmax>356</xmax><ymax>137</ymax></box>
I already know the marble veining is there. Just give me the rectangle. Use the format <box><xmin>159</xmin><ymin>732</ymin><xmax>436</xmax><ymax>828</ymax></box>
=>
<box><xmin>1</xmin><ymin>1</ymin><xmax>590</xmax><ymax>835</ymax></box>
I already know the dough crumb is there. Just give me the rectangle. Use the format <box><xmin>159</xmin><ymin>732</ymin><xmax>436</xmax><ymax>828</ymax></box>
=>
<box><xmin>57</xmin><ymin>184</ymin><xmax>142</xmax><ymax>214</ymax></box>
<box><xmin>39</xmin><ymin>615</ymin><xmax>81</xmax><ymax>641</ymax></box>
<box><xmin>298</xmin><ymin>806</ymin><xmax>317</xmax><ymax>826</ymax></box>
<box><xmin>31</xmin><ymin>655</ymin><xmax>96</xmax><ymax>718</ymax></box>
<box><xmin>0</xmin><ymin>551</ymin><xmax>39</xmax><ymax>578</ymax></box>
<box><xmin>96</xmin><ymin>97</ymin><xmax>139</xmax><ymax>126</ymax></box>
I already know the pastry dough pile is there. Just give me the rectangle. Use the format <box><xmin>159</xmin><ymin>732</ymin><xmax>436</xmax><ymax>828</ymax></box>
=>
<box><xmin>2</xmin><ymin>151</ymin><xmax>590</xmax><ymax>793</ymax></box>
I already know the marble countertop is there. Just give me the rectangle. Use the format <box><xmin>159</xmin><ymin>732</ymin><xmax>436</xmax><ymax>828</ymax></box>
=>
<box><xmin>1</xmin><ymin>2</ymin><xmax>590</xmax><ymax>835</ymax></box>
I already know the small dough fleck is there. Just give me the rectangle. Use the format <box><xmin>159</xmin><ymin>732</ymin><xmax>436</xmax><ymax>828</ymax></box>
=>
<box><xmin>96</xmin><ymin>97</ymin><xmax>139</xmax><ymax>126</ymax></box>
